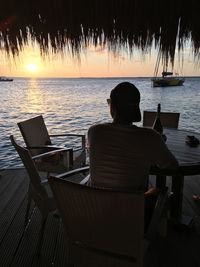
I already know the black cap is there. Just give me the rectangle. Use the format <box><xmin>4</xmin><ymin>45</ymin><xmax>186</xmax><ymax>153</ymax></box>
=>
<box><xmin>110</xmin><ymin>82</ymin><xmax>141</xmax><ymax>122</ymax></box>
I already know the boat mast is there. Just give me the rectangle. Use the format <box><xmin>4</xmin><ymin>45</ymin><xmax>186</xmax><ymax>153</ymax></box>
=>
<box><xmin>154</xmin><ymin>49</ymin><xmax>161</xmax><ymax>78</ymax></box>
<box><xmin>162</xmin><ymin>58</ymin><xmax>168</xmax><ymax>78</ymax></box>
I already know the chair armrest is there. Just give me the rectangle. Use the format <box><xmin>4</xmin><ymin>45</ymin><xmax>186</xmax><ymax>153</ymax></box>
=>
<box><xmin>55</xmin><ymin>166</ymin><xmax>90</xmax><ymax>184</ymax></box>
<box><xmin>79</xmin><ymin>174</ymin><xmax>90</xmax><ymax>185</ymax></box>
<box><xmin>50</xmin><ymin>134</ymin><xmax>85</xmax><ymax>137</ymax></box>
<box><xmin>49</xmin><ymin>134</ymin><xmax>86</xmax><ymax>151</ymax></box>
<box><xmin>27</xmin><ymin>145</ymin><xmax>63</xmax><ymax>151</ymax></box>
<box><xmin>32</xmin><ymin>148</ymin><xmax>73</xmax><ymax>160</ymax></box>
<box><xmin>56</xmin><ymin>166</ymin><xmax>89</xmax><ymax>178</ymax></box>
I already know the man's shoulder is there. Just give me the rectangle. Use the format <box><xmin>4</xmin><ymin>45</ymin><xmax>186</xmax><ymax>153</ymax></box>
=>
<box><xmin>137</xmin><ymin>127</ymin><xmax>157</xmax><ymax>135</ymax></box>
<box><xmin>88</xmin><ymin>124</ymin><xmax>161</xmax><ymax>138</ymax></box>
<box><xmin>88</xmin><ymin>123</ymin><xmax>111</xmax><ymax>133</ymax></box>
<box><xmin>134</xmin><ymin>127</ymin><xmax>162</xmax><ymax>140</ymax></box>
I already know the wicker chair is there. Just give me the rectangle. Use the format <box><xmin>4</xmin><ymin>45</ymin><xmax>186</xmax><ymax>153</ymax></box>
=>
<box><xmin>143</xmin><ymin>111</ymin><xmax>180</xmax><ymax>128</ymax></box>
<box><xmin>10</xmin><ymin>135</ymin><xmax>77</xmax><ymax>255</ymax></box>
<box><xmin>17</xmin><ymin>115</ymin><xmax>86</xmax><ymax>174</ymax></box>
<box><xmin>49</xmin><ymin>168</ymin><xmax>168</xmax><ymax>267</ymax></box>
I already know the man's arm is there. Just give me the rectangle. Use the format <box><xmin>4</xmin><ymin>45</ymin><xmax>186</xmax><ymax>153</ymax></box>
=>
<box><xmin>152</xmin><ymin>132</ymin><xmax>179</xmax><ymax>169</ymax></box>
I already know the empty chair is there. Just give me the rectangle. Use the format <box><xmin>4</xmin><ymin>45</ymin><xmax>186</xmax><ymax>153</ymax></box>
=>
<box><xmin>143</xmin><ymin>111</ymin><xmax>180</xmax><ymax>128</ymax></box>
<box><xmin>49</xmin><ymin>168</ymin><xmax>168</xmax><ymax>267</ymax></box>
<box><xmin>17</xmin><ymin>115</ymin><xmax>86</xmax><ymax>173</ymax></box>
<box><xmin>10</xmin><ymin>135</ymin><xmax>74</xmax><ymax>254</ymax></box>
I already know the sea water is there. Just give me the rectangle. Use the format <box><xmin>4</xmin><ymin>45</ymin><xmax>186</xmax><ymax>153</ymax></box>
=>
<box><xmin>0</xmin><ymin>77</ymin><xmax>199</xmax><ymax>168</ymax></box>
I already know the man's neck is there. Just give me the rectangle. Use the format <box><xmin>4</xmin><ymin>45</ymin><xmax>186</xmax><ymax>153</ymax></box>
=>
<box><xmin>112</xmin><ymin>119</ymin><xmax>132</xmax><ymax>125</ymax></box>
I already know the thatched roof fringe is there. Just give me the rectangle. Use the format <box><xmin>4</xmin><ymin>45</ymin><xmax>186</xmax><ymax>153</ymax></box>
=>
<box><xmin>0</xmin><ymin>0</ymin><xmax>200</xmax><ymax>64</ymax></box>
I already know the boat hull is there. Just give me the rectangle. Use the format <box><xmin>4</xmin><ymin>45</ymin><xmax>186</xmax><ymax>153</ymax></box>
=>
<box><xmin>0</xmin><ymin>77</ymin><xmax>13</xmax><ymax>82</ymax></box>
<box><xmin>152</xmin><ymin>78</ymin><xmax>184</xmax><ymax>87</ymax></box>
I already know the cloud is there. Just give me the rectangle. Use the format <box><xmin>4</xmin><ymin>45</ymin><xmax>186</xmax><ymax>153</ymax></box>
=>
<box><xmin>88</xmin><ymin>45</ymin><xmax>127</xmax><ymax>61</ymax></box>
<box><xmin>110</xmin><ymin>52</ymin><xmax>126</xmax><ymax>61</ymax></box>
<box><xmin>89</xmin><ymin>46</ymin><xmax>107</xmax><ymax>55</ymax></box>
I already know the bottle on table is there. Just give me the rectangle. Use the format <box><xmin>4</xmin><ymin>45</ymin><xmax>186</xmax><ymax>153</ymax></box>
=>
<box><xmin>153</xmin><ymin>103</ymin><xmax>163</xmax><ymax>135</ymax></box>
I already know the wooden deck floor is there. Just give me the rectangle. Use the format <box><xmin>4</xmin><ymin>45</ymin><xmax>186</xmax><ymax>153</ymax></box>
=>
<box><xmin>0</xmin><ymin>168</ymin><xmax>200</xmax><ymax>267</ymax></box>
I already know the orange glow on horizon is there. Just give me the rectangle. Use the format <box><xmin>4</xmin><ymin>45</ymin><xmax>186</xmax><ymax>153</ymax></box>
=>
<box><xmin>0</xmin><ymin>44</ymin><xmax>198</xmax><ymax>78</ymax></box>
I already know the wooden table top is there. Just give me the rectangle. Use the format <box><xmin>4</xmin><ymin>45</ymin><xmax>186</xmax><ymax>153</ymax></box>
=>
<box><xmin>164</xmin><ymin>128</ymin><xmax>200</xmax><ymax>164</ymax></box>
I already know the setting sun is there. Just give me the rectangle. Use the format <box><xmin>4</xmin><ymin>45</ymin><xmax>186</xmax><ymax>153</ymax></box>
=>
<box><xmin>25</xmin><ymin>63</ymin><xmax>38</xmax><ymax>72</ymax></box>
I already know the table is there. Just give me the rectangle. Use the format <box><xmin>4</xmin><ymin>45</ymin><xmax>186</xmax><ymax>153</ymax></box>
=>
<box><xmin>165</xmin><ymin>128</ymin><xmax>200</xmax><ymax>164</ymax></box>
<box><xmin>150</xmin><ymin>128</ymin><xmax>200</xmax><ymax>223</ymax></box>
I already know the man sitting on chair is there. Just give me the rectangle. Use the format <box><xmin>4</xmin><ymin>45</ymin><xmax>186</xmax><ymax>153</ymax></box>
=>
<box><xmin>87</xmin><ymin>82</ymin><xmax>179</xmax><ymax>193</ymax></box>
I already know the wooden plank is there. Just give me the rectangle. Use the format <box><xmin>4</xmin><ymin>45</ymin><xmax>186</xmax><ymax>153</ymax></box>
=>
<box><xmin>165</xmin><ymin>228</ymin><xmax>200</xmax><ymax>267</ymax></box>
<box><xmin>11</xmin><ymin>208</ymin><xmax>43</xmax><ymax>266</ymax></box>
<box><xmin>32</xmin><ymin>214</ymin><xmax>61</xmax><ymax>267</ymax></box>
<box><xmin>53</xmin><ymin>221</ymin><xmax>69</xmax><ymax>266</ymax></box>
<box><xmin>0</xmin><ymin>169</ymin><xmax>27</xmax><ymax>211</ymax></box>
<box><xmin>0</xmin><ymin>169</ymin><xmax>28</xmax><ymax>243</ymax></box>
<box><xmin>0</xmin><ymin>195</ymin><xmax>28</xmax><ymax>265</ymax></box>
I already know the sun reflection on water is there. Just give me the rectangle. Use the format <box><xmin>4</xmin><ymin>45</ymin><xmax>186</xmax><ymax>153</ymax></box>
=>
<box><xmin>24</xmin><ymin>78</ymin><xmax>46</xmax><ymax>114</ymax></box>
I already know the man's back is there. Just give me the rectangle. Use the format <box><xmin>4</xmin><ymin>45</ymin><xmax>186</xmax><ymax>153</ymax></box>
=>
<box><xmin>87</xmin><ymin>123</ymin><xmax>178</xmax><ymax>191</ymax></box>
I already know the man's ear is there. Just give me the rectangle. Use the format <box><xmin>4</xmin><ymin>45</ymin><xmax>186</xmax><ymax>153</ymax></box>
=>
<box><xmin>110</xmin><ymin>103</ymin><xmax>116</xmax><ymax>118</ymax></box>
<box><xmin>110</xmin><ymin>103</ymin><xmax>114</xmax><ymax>112</ymax></box>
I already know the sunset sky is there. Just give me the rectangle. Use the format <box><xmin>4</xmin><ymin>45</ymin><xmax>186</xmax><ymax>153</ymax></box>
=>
<box><xmin>1</xmin><ymin>42</ymin><xmax>200</xmax><ymax>78</ymax></box>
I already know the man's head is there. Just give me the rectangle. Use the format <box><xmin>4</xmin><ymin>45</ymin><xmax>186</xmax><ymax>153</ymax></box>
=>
<box><xmin>109</xmin><ymin>82</ymin><xmax>141</xmax><ymax>123</ymax></box>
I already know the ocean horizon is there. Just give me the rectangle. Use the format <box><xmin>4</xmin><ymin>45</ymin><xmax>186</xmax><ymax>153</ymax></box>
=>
<box><xmin>5</xmin><ymin>75</ymin><xmax>200</xmax><ymax>79</ymax></box>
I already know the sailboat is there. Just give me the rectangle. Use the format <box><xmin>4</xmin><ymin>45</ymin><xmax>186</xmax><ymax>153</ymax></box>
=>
<box><xmin>152</xmin><ymin>72</ymin><xmax>184</xmax><ymax>87</ymax></box>
<box><xmin>152</xmin><ymin>50</ymin><xmax>185</xmax><ymax>87</ymax></box>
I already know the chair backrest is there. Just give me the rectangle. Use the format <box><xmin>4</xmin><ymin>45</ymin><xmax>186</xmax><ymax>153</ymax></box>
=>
<box><xmin>18</xmin><ymin>115</ymin><xmax>51</xmax><ymax>149</ymax></box>
<box><xmin>143</xmin><ymin>111</ymin><xmax>180</xmax><ymax>128</ymax></box>
<box><xmin>49</xmin><ymin>176</ymin><xmax>145</xmax><ymax>265</ymax></box>
<box><xmin>10</xmin><ymin>135</ymin><xmax>48</xmax><ymax>199</ymax></box>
